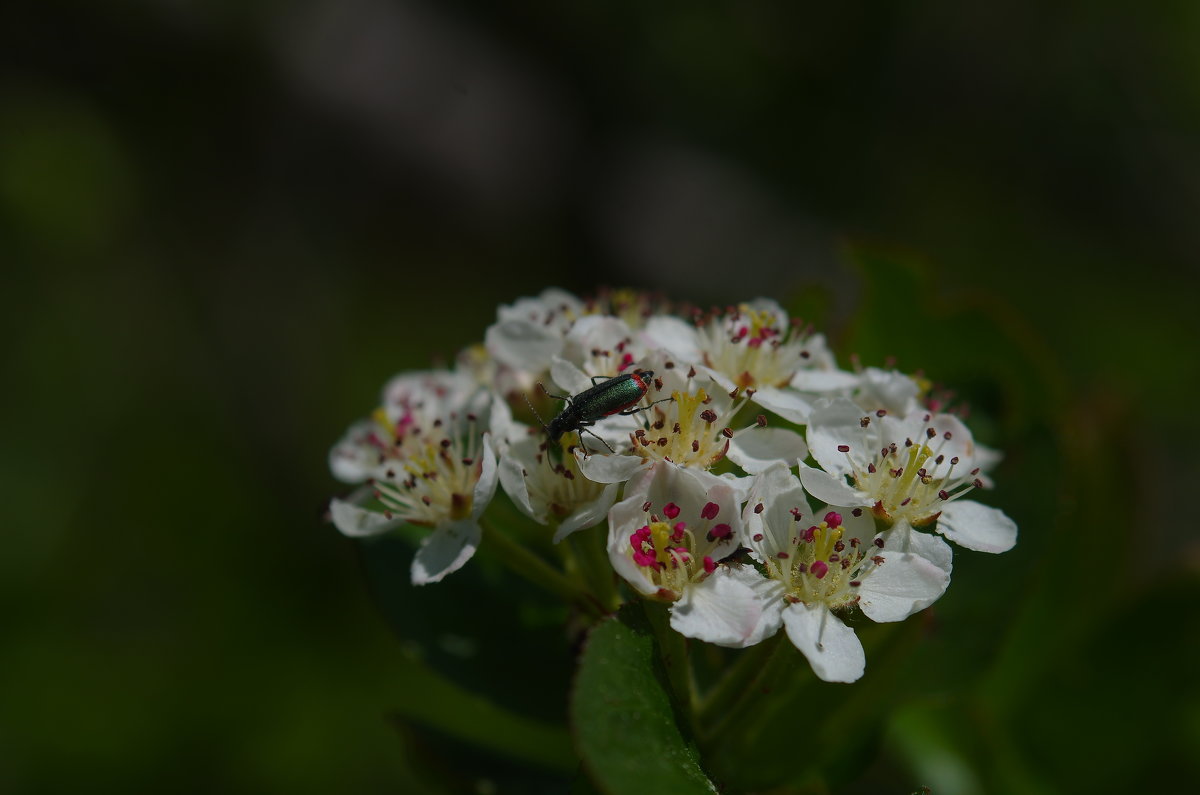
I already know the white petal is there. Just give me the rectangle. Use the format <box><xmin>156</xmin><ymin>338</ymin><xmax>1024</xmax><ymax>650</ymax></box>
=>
<box><xmin>470</xmin><ymin>434</ymin><xmax>500</xmax><ymax>520</ymax></box>
<box><xmin>782</xmin><ymin>603</ymin><xmax>866</xmax><ymax>683</ymax></box>
<box><xmin>858</xmin><ymin>543</ymin><xmax>950</xmax><ymax>623</ymax></box>
<box><xmin>329</xmin><ymin>495</ymin><xmax>403</xmax><ymax>538</ymax></box>
<box><xmin>411</xmin><ymin>519</ymin><xmax>481</xmax><ymax>585</ymax></box>
<box><xmin>805</xmin><ymin>397</ymin><xmax>872</xmax><ymax>475</ymax></box>
<box><xmin>497</xmin><ymin>452</ymin><xmax>541</xmax><ymax>524</ymax></box>
<box><xmin>641</xmin><ymin>315</ymin><xmax>701</xmax><ymax>363</ymax></box>
<box><xmin>670</xmin><ymin>567</ymin><xmax>780</xmax><ymax>648</ymax></box>
<box><xmin>798</xmin><ymin>463</ymin><xmax>868</xmax><ymax>509</ymax></box>
<box><xmin>752</xmin><ymin>386</ymin><xmax>815</xmax><ymax>424</ymax></box>
<box><xmin>885</xmin><ymin>521</ymin><xmax>954</xmax><ymax>576</ymax></box>
<box><xmin>552</xmin><ymin>483</ymin><xmax>619</xmax><ymax>543</ymax></box>
<box><xmin>727</xmin><ymin>427</ymin><xmax>809</xmax><ymax>475</ymax></box>
<box><xmin>855</xmin><ymin>368</ymin><xmax>920</xmax><ymax>414</ymax></box>
<box><xmin>743</xmin><ymin>465</ymin><xmax>810</xmax><ymax>561</ymax></box>
<box><xmin>549</xmin><ymin>357</ymin><xmax>592</xmax><ymax>395</ymax></box>
<box><xmin>606</xmin><ymin>490</ymin><xmax>659</xmax><ymax>596</ymax></box>
<box><xmin>576</xmin><ymin>452</ymin><xmax>646</xmax><ymax>484</ymax></box>
<box><xmin>790</xmin><ymin>368</ymin><xmax>862</xmax><ymax>393</ymax></box>
<box><xmin>485</xmin><ymin>319</ymin><xmax>562</xmax><ymax>373</ymax></box>
<box><xmin>936</xmin><ymin>500</ymin><xmax>1018</xmax><ymax>553</ymax></box>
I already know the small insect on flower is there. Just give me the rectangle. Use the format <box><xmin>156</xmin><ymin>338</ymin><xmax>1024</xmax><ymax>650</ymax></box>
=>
<box><xmin>535</xmin><ymin>370</ymin><xmax>673</xmax><ymax>456</ymax></box>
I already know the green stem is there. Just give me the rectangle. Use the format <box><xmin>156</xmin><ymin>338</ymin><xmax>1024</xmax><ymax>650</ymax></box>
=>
<box><xmin>480</xmin><ymin>518</ymin><xmax>600</xmax><ymax>616</ymax></box>
<box><xmin>642</xmin><ymin>600</ymin><xmax>697</xmax><ymax>731</ymax></box>
<box><xmin>568</xmin><ymin>524</ymin><xmax>620</xmax><ymax>612</ymax></box>
<box><xmin>699</xmin><ymin>633</ymin><xmax>796</xmax><ymax>746</ymax></box>
<box><xmin>696</xmin><ymin>632</ymin><xmax>783</xmax><ymax>725</ymax></box>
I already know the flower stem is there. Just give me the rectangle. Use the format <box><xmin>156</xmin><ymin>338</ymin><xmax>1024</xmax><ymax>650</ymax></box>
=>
<box><xmin>642</xmin><ymin>600</ymin><xmax>697</xmax><ymax>731</ymax></box>
<box><xmin>480</xmin><ymin>518</ymin><xmax>602</xmax><ymax>617</ymax></box>
<box><xmin>568</xmin><ymin>524</ymin><xmax>620</xmax><ymax>612</ymax></box>
<box><xmin>696</xmin><ymin>632</ymin><xmax>783</xmax><ymax>724</ymax></box>
<box><xmin>698</xmin><ymin>632</ymin><xmax>795</xmax><ymax>746</ymax></box>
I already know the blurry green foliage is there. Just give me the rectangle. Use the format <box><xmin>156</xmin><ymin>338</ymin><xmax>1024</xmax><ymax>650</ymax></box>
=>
<box><xmin>3</xmin><ymin>0</ymin><xmax>1199</xmax><ymax>792</ymax></box>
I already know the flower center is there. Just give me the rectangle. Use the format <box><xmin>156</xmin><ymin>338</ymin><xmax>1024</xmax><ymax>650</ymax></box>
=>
<box><xmin>842</xmin><ymin>412</ymin><xmax>984</xmax><ymax>524</ymax></box>
<box><xmin>627</xmin><ymin>499</ymin><xmax>732</xmax><ymax>597</ymax></box>
<box><xmin>697</xmin><ymin>305</ymin><xmax>813</xmax><ymax>388</ymax></box>
<box><xmin>767</xmin><ymin>511</ymin><xmax>882</xmax><ymax>610</ymax></box>
<box><xmin>373</xmin><ymin>415</ymin><xmax>483</xmax><ymax>526</ymax></box>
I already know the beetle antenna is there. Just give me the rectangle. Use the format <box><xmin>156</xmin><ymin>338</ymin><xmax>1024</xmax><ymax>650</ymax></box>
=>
<box><xmin>522</xmin><ymin>391</ymin><xmax>555</xmax><ymax>471</ymax></box>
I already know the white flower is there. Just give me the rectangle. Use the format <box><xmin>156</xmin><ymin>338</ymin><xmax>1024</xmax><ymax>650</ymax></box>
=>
<box><xmin>728</xmin><ymin>464</ymin><xmax>951</xmax><ymax>683</ymax></box>
<box><xmin>329</xmin><ymin>369</ymin><xmax>485</xmax><ymax>483</ymax></box>
<box><xmin>484</xmin><ymin>288</ymin><xmax>586</xmax><ymax>376</ymax></box>
<box><xmin>645</xmin><ymin>299</ymin><xmax>852</xmax><ymax>423</ymax></box>
<box><xmin>575</xmin><ymin>359</ymin><xmax>808</xmax><ymax>483</ymax></box>
<box><xmin>497</xmin><ymin>430</ymin><xmax>619</xmax><ymax>543</ymax></box>
<box><xmin>607</xmin><ymin>463</ymin><xmax>743</xmax><ymax>602</ymax></box>
<box><xmin>799</xmin><ymin>397</ymin><xmax>1018</xmax><ymax>553</ymax></box>
<box><xmin>328</xmin><ymin>377</ymin><xmax>499</xmax><ymax>585</ymax></box>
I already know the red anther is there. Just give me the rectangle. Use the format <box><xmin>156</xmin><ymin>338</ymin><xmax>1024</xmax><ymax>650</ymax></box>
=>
<box><xmin>701</xmin><ymin>502</ymin><xmax>720</xmax><ymax>520</ymax></box>
<box><xmin>970</xmin><ymin>467</ymin><xmax>980</xmax><ymax>475</ymax></box>
<box><xmin>867</xmin><ymin>463</ymin><xmax>877</xmax><ymax>474</ymax></box>
<box><xmin>673</xmin><ymin>422</ymin><xmax>681</xmax><ymax>434</ymax></box>
<box><xmin>974</xmin><ymin>478</ymin><xmax>984</xmax><ymax>488</ymax></box>
<box><xmin>691</xmin><ymin>440</ymin><xmax>699</xmax><ymax>452</ymax></box>
<box><xmin>951</xmin><ymin>456</ymin><xmax>959</xmax><ymax>465</ymax></box>
<box><xmin>721</xmin><ymin>427</ymin><xmax>734</xmax><ymax>439</ymax></box>
<box><xmin>663</xmin><ymin>502</ymin><xmax>681</xmax><ymax>519</ymax></box>
<box><xmin>873</xmin><ymin>538</ymin><xmax>884</xmax><ymax>548</ymax></box>
<box><xmin>834</xmin><ymin>540</ymin><xmax>846</xmax><ymax>552</ymax></box>
<box><xmin>657</xmin><ymin>437</ymin><xmax>668</xmax><ymax>447</ymax></box>
<box><xmin>664</xmin><ymin>360</ymin><xmax>675</xmax><ymax>369</ymax></box>
<box><xmin>753</xmin><ymin>533</ymin><xmax>764</xmax><ymax>542</ymax></box>
<box><xmin>777</xmin><ymin>551</ymin><xmax>789</xmax><ymax>559</ymax></box>
<box><xmin>756</xmin><ymin>414</ymin><xmax>768</xmax><ymax>427</ymax></box>
<box><xmin>849</xmin><ymin>580</ymin><xmax>861</xmax><ymax>587</ymax></box>
<box><xmin>876</xmin><ymin>409</ymin><xmax>887</xmax><ymax>417</ymax></box>
<box><xmin>642</xmin><ymin>501</ymin><xmax>652</xmax><ymax>512</ymax></box>
<box><xmin>754</xmin><ymin>503</ymin><xmax>765</xmax><ymax>514</ymax></box>
<box><xmin>904</xmin><ymin>437</ymin><xmax>914</xmax><ymax>447</ymax></box>
<box><xmin>852</xmin><ymin>508</ymin><xmax>863</xmax><ymax>517</ymax></box>
<box><xmin>938</xmin><ymin>489</ymin><xmax>949</xmax><ymax>500</ymax></box>
<box><xmin>810</xmin><ymin>560</ymin><xmax>829</xmax><ymax>579</ymax></box>
<box><xmin>687</xmin><ymin>366</ymin><xmax>697</xmax><ymax>378</ymax></box>
<box><xmin>707</xmin><ymin>523</ymin><xmax>732</xmax><ymax>540</ymax></box>
<box><xmin>700</xmin><ymin>409</ymin><xmax>718</xmax><ymax>423</ymax></box>
<box><xmin>838</xmin><ymin>444</ymin><xmax>851</xmax><ymax>452</ymax></box>
<box><xmin>824</xmin><ymin>511</ymin><xmax>842</xmax><ymax>527</ymax></box>
<box><xmin>871</xmin><ymin>555</ymin><xmax>885</xmax><ymax>565</ymax></box>
<box><xmin>926</xmin><ymin>427</ymin><xmax>937</xmax><ymax>439</ymax></box>
<box><xmin>943</xmin><ymin>431</ymin><xmax>952</xmax><ymax>440</ymax></box>
<box><xmin>703</xmin><ymin>556</ymin><xmax>717</xmax><ymax>574</ymax></box>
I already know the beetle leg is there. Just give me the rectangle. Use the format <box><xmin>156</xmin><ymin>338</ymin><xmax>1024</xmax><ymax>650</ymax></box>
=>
<box><xmin>617</xmin><ymin>396</ymin><xmax>674</xmax><ymax>416</ymax></box>
<box><xmin>536</xmin><ymin>382</ymin><xmax>573</xmax><ymax>402</ymax></box>
<box><xmin>580</xmin><ymin>427</ymin><xmax>617</xmax><ymax>454</ymax></box>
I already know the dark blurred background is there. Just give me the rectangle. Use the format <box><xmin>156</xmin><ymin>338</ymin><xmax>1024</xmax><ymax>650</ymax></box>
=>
<box><xmin>3</xmin><ymin>1</ymin><xmax>1198</xmax><ymax>792</ymax></box>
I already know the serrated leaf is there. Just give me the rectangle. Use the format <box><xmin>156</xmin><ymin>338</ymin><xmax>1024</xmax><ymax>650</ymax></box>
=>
<box><xmin>571</xmin><ymin>607</ymin><xmax>716</xmax><ymax>795</ymax></box>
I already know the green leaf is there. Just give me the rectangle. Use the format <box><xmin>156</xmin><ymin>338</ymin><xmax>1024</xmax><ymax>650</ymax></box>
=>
<box><xmin>571</xmin><ymin>605</ymin><xmax>716</xmax><ymax>795</ymax></box>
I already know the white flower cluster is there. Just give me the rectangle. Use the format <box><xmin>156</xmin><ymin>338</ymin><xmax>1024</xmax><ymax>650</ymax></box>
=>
<box><xmin>328</xmin><ymin>288</ymin><xmax>1017</xmax><ymax>683</ymax></box>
